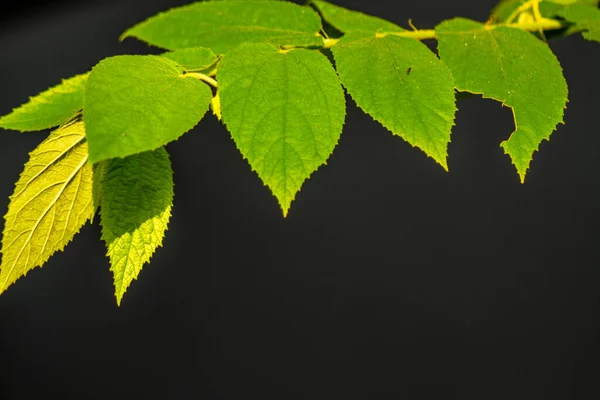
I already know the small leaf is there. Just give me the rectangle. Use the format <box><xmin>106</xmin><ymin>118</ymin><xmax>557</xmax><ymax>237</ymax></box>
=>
<box><xmin>211</xmin><ymin>91</ymin><xmax>222</xmax><ymax>121</ymax></box>
<box><xmin>491</xmin><ymin>0</ymin><xmax>597</xmax><ymax>22</ymax></box>
<box><xmin>0</xmin><ymin>121</ymin><xmax>94</xmax><ymax>293</ymax></box>
<box><xmin>436</xmin><ymin>18</ymin><xmax>568</xmax><ymax>182</ymax></box>
<box><xmin>121</xmin><ymin>1</ymin><xmax>324</xmax><ymax>54</ymax></box>
<box><xmin>218</xmin><ymin>43</ymin><xmax>346</xmax><ymax>216</ymax></box>
<box><xmin>332</xmin><ymin>32</ymin><xmax>456</xmax><ymax>170</ymax></box>
<box><xmin>0</xmin><ymin>74</ymin><xmax>88</xmax><ymax>132</ymax></box>
<box><xmin>491</xmin><ymin>0</ymin><xmax>526</xmax><ymax>22</ymax></box>
<box><xmin>100</xmin><ymin>148</ymin><xmax>173</xmax><ymax>306</ymax></box>
<box><xmin>161</xmin><ymin>47</ymin><xmax>218</xmax><ymax>71</ymax></box>
<box><xmin>84</xmin><ymin>55</ymin><xmax>212</xmax><ymax>163</ymax></box>
<box><xmin>311</xmin><ymin>0</ymin><xmax>404</xmax><ymax>33</ymax></box>
<box><xmin>540</xmin><ymin>2</ymin><xmax>600</xmax><ymax>42</ymax></box>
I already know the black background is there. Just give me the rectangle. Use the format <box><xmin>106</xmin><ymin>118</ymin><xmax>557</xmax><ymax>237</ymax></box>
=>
<box><xmin>1</xmin><ymin>0</ymin><xmax>600</xmax><ymax>399</ymax></box>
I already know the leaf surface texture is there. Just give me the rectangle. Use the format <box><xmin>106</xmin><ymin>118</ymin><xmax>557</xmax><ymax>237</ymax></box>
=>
<box><xmin>100</xmin><ymin>148</ymin><xmax>173</xmax><ymax>305</ymax></box>
<box><xmin>218</xmin><ymin>43</ymin><xmax>345</xmax><ymax>215</ymax></box>
<box><xmin>0</xmin><ymin>121</ymin><xmax>94</xmax><ymax>293</ymax></box>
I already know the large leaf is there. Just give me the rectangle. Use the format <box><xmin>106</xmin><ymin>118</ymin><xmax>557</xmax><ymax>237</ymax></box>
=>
<box><xmin>0</xmin><ymin>74</ymin><xmax>88</xmax><ymax>132</ymax></box>
<box><xmin>436</xmin><ymin>18</ymin><xmax>568</xmax><ymax>182</ymax></box>
<box><xmin>218</xmin><ymin>43</ymin><xmax>346</xmax><ymax>216</ymax></box>
<box><xmin>0</xmin><ymin>121</ymin><xmax>95</xmax><ymax>293</ymax></box>
<box><xmin>84</xmin><ymin>55</ymin><xmax>212</xmax><ymax>163</ymax></box>
<box><xmin>122</xmin><ymin>1</ymin><xmax>324</xmax><ymax>54</ymax></box>
<box><xmin>332</xmin><ymin>32</ymin><xmax>456</xmax><ymax>169</ymax></box>
<box><xmin>312</xmin><ymin>0</ymin><xmax>404</xmax><ymax>33</ymax></box>
<box><xmin>100</xmin><ymin>148</ymin><xmax>173</xmax><ymax>306</ymax></box>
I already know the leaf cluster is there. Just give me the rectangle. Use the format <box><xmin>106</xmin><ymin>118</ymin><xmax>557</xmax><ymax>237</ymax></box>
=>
<box><xmin>0</xmin><ymin>0</ymin><xmax>598</xmax><ymax>304</ymax></box>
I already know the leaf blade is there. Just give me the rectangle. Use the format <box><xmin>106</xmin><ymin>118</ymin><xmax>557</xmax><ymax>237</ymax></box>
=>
<box><xmin>0</xmin><ymin>74</ymin><xmax>88</xmax><ymax>132</ymax></box>
<box><xmin>218</xmin><ymin>43</ymin><xmax>346</xmax><ymax>215</ymax></box>
<box><xmin>332</xmin><ymin>32</ymin><xmax>456</xmax><ymax>169</ymax></box>
<box><xmin>122</xmin><ymin>1</ymin><xmax>324</xmax><ymax>54</ymax></box>
<box><xmin>100</xmin><ymin>148</ymin><xmax>174</xmax><ymax>306</ymax></box>
<box><xmin>0</xmin><ymin>121</ymin><xmax>94</xmax><ymax>293</ymax></box>
<box><xmin>84</xmin><ymin>55</ymin><xmax>212</xmax><ymax>163</ymax></box>
<box><xmin>311</xmin><ymin>0</ymin><xmax>404</xmax><ymax>34</ymax></box>
<box><xmin>436</xmin><ymin>18</ymin><xmax>568</xmax><ymax>181</ymax></box>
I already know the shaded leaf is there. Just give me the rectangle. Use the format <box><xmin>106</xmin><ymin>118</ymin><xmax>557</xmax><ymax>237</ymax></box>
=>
<box><xmin>100</xmin><ymin>148</ymin><xmax>173</xmax><ymax>306</ymax></box>
<box><xmin>540</xmin><ymin>2</ymin><xmax>600</xmax><ymax>42</ymax></box>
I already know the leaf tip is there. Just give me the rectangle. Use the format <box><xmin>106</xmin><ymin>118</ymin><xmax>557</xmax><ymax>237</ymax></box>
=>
<box><xmin>435</xmin><ymin>155</ymin><xmax>449</xmax><ymax>172</ymax></box>
<box><xmin>115</xmin><ymin>292</ymin><xmax>124</xmax><ymax>307</ymax></box>
<box><xmin>279</xmin><ymin>197</ymin><xmax>292</xmax><ymax>218</ymax></box>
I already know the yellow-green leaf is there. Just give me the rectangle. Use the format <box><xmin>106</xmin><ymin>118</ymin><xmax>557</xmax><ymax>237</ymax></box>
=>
<box><xmin>0</xmin><ymin>121</ymin><xmax>95</xmax><ymax>293</ymax></box>
<box><xmin>0</xmin><ymin>73</ymin><xmax>88</xmax><ymax>132</ymax></box>
<box><xmin>311</xmin><ymin>0</ymin><xmax>404</xmax><ymax>34</ymax></box>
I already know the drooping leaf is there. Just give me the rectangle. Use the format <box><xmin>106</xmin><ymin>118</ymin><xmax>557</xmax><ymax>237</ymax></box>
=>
<box><xmin>540</xmin><ymin>2</ymin><xmax>600</xmax><ymax>42</ymax></box>
<box><xmin>161</xmin><ymin>47</ymin><xmax>218</xmax><ymax>71</ymax></box>
<box><xmin>218</xmin><ymin>43</ymin><xmax>346</xmax><ymax>216</ymax></box>
<box><xmin>84</xmin><ymin>55</ymin><xmax>212</xmax><ymax>163</ymax></box>
<box><xmin>0</xmin><ymin>74</ymin><xmax>88</xmax><ymax>132</ymax></box>
<box><xmin>436</xmin><ymin>18</ymin><xmax>568</xmax><ymax>182</ymax></box>
<box><xmin>121</xmin><ymin>1</ymin><xmax>324</xmax><ymax>54</ymax></box>
<box><xmin>0</xmin><ymin>121</ymin><xmax>94</xmax><ymax>293</ymax></box>
<box><xmin>332</xmin><ymin>32</ymin><xmax>456</xmax><ymax>170</ymax></box>
<box><xmin>100</xmin><ymin>148</ymin><xmax>173</xmax><ymax>306</ymax></box>
<box><xmin>311</xmin><ymin>0</ymin><xmax>404</xmax><ymax>33</ymax></box>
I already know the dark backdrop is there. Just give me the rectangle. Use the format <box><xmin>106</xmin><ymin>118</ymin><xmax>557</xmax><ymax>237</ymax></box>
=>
<box><xmin>1</xmin><ymin>0</ymin><xmax>600</xmax><ymax>399</ymax></box>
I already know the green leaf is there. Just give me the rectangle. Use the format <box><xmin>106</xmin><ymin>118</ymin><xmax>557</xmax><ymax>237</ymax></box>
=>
<box><xmin>0</xmin><ymin>121</ymin><xmax>94</xmax><ymax>293</ymax></box>
<box><xmin>84</xmin><ymin>55</ymin><xmax>212</xmax><ymax>163</ymax></box>
<box><xmin>436</xmin><ymin>18</ymin><xmax>568</xmax><ymax>182</ymax></box>
<box><xmin>540</xmin><ymin>3</ymin><xmax>600</xmax><ymax>42</ymax></box>
<box><xmin>0</xmin><ymin>74</ymin><xmax>88</xmax><ymax>132</ymax></box>
<box><xmin>161</xmin><ymin>47</ymin><xmax>218</xmax><ymax>71</ymax></box>
<box><xmin>311</xmin><ymin>0</ymin><xmax>404</xmax><ymax>33</ymax></box>
<box><xmin>121</xmin><ymin>1</ymin><xmax>324</xmax><ymax>54</ymax></box>
<box><xmin>218</xmin><ymin>43</ymin><xmax>345</xmax><ymax>216</ymax></box>
<box><xmin>491</xmin><ymin>0</ymin><xmax>526</xmax><ymax>22</ymax></box>
<box><xmin>100</xmin><ymin>148</ymin><xmax>173</xmax><ymax>306</ymax></box>
<box><xmin>491</xmin><ymin>0</ymin><xmax>598</xmax><ymax>22</ymax></box>
<box><xmin>332</xmin><ymin>32</ymin><xmax>456</xmax><ymax>170</ymax></box>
